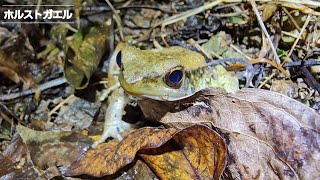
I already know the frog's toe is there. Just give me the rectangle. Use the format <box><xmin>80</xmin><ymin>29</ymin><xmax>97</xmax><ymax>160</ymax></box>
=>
<box><xmin>91</xmin><ymin>120</ymin><xmax>132</xmax><ymax>148</ymax></box>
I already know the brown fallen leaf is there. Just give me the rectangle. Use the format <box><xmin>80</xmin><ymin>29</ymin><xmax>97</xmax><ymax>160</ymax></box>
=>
<box><xmin>64</xmin><ymin>21</ymin><xmax>110</xmax><ymax>89</ymax></box>
<box><xmin>63</xmin><ymin>125</ymin><xmax>226</xmax><ymax>179</ymax></box>
<box><xmin>0</xmin><ymin>154</ymin><xmax>42</xmax><ymax>179</ymax></box>
<box><xmin>0</xmin><ymin>154</ymin><xmax>16</xmax><ymax>176</ymax></box>
<box><xmin>0</xmin><ymin>48</ymin><xmax>33</xmax><ymax>89</ymax></box>
<box><xmin>63</xmin><ymin>127</ymin><xmax>178</xmax><ymax>177</ymax></box>
<box><xmin>2</xmin><ymin>135</ymin><xmax>27</xmax><ymax>164</ymax></box>
<box><xmin>0</xmin><ymin>136</ymin><xmax>43</xmax><ymax>179</ymax></box>
<box><xmin>0</xmin><ymin>31</ymin><xmax>35</xmax><ymax>89</ymax></box>
<box><xmin>118</xmin><ymin>159</ymin><xmax>158</xmax><ymax>179</ymax></box>
<box><xmin>262</xmin><ymin>4</ymin><xmax>277</xmax><ymax>21</ymax></box>
<box><xmin>141</xmin><ymin>88</ymin><xmax>320</xmax><ymax>179</ymax></box>
<box><xmin>139</xmin><ymin>125</ymin><xmax>226</xmax><ymax>180</ymax></box>
<box><xmin>16</xmin><ymin>125</ymin><xmax>93</xmax><ymax>169</ymax></box>
<box><xmin>271</xmin><ymin>79</ymin><xmax>299</xmax><ymax>98</ymax></box>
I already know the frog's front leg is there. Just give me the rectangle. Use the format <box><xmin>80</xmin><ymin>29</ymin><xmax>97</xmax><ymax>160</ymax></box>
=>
<box><xmin>91</xmin><ymin>87</ymin><xmax>132</xmax><ymax>148</ymax></box>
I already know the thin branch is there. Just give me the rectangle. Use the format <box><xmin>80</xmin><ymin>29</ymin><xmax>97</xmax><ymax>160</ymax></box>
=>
<box><xmin>301</xmin><ymin>66</ymin><xmax>320</xmax><ymax>95</ymax></box>
<box><xmin>105</xmin><ymin>0</ymin><xmax>124</xmax><ymax>40</ymax></box>
<box><xmin>0</xmin><ymin>77</ymin><xmax>67</xmax><ymax>101</ymax></box>
<box><xmin>250</xmin><ymin>0</ymin><xmax>281</xmax><ymax>64</ymax></box>
<box><xmin>288</xmin><ymin>14</ymin><xmax>311</xmax><ymax>58</ymax></box>
<box><xmin>283</xmin><ymin>59</ymin><xmax>320</xmax><ymax>67</ymax></box>
<box><xmin>282</xmin><ymin>7</ymin><xmax>301</xmax><ymax>31</ymax></box>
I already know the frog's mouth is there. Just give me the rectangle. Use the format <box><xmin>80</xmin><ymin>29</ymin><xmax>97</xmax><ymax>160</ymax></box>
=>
<box><xmin>118</xmin><ymin>73</ymin><xmax>193</xmax><ymax>101</ymax></box>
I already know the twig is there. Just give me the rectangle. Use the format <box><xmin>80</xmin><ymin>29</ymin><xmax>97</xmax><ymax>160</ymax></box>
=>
<box><xmin>47</xmin><ymin>94</ymin><xmax>76</xmax><ymax>123</ymax></box>
<box><xmin>281</xmin><ymin>31</ymin><xmax>301</xmax><ymax>39</ymax></box>
<box><xmin>0</xmin><ymin>77</ymin><xmax>67</xmax><ymax>101</ymax></box>
<box><xmin>250</xmin><ymin>0</ymin><xmax>281</xmax><ymax>64</ymax></box>
<box><xmin>211</xmin><ymin>10</ymin><xmax>249</xmax><ymax>18</ymax></box>
<box><xmin>0</xmin><ymin>111</ymin><xmax>15</xmax><ymax>128</ymax></box>
<box><xmin>207</xmin><ymin>58</ymin><xmax>254</xmax><ymax>71</ymax></box>
<box><xmin>105</xmin><ymin>0</ymin><xmax>124</xmax><ymax>40</ymax></box>
<box><xmin>0</xmin><ymin>102</ymin><xmax>20</xmax><ymax>125</ymax></box>
<box><xmin>231</xmin><ymin>44</ymin><xmax>290</xmax><ymax>77</ymax></box>
<box><xmin>261</xmin><ymin>0</ymin><xmax>320</xmax><ymax>8</ymax></box>
<box><xmin>301</xmin><ymin>66</ymin><xmax>320</xmax><ymax>95</ymax></box>
<box><xmin>156</xmin><ymin>0</ymin><xmax>320</xmax><ymax>30</ymax></box>
<box><xmin>291</xmin><ymin>54</ymin><xmax>320</xmax><ymax>94</ymax></box>
<box><xmin>279</xmin><ymin>2</ymin><xmax>320</xmax><ymax>16</ymax></box>
<box><xmin>156</xmin><ymin>0</ymin><xmax>223</xmax><ymax>29</ymax></box>
<box><xmin>258</xmin><ymin>72</ymin><xmax>276</xmax><ymax>89</ymax></box>
<box><xmin>117</xmin><ymin>5</ymin><xmax>176</xmax><ymax>14</ymax></box>
<box><xmin>287</xmin><ymin>14</ymin><xmax>311</xmax><ymax>58</ymax></box>
<box><xmin>282</xmin><ymin>7</ymin><xmax>301</xmax><ymax>31</ymax></box>
<box><xmin>283</xmin><ymin>59</ymin><xmax>320</xmax><ymax>67</ymax></box>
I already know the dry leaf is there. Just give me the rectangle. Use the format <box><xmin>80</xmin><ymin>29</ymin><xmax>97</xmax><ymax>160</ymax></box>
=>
<box><xmin>16</xmin><ymin>125</ymin><xmax>93</xmax><ymax>169</ymax></box>
<box><xmin>118</xmin><ymin>160</ymin><xmax>158</xmax><ymax>180</ymax></box>
<box><xmin>2</xmin><ymin>135</ymin><xmax>27</xmax><ymax>164</ymax></box>
<box><xmin>271</xmin><ymin>79</ymin><xmax>299</xmax><ymax>98</ymax></box>
<box><xmin>0</xmin><ymin>47</ymin><xmax>34</xmax><ymax>90</ymax></box>
<box><xmin>64</xmin><ymin>22</ymin><xmax>110</xmax><ymax>89</ymax></box>
<box><xmin>141</xmin><ymin>88</ymin><xmax>320</xmax><ymax>179</ymax></box>
<box><xmin>262</xmin><ymin>4</ymin><xmax>278</xmax><ymax>21</ymax></box>
<box><xmin>0</xmin><ymin>135</ymin><xmax>35</xmax><ymax>179</ymax></box>
<box><xmin>63</xmin><ymin>127</ymin><xmax>178</xmax><ymax>177</ymax></box>
<box><xmin>63</xmin><ymin>125</ymin><xmax>226</xmax><ymax>179</ymax></box>
<box><xmin>0</xmin><ymin>154</ymin><xmax>16</xmax><ymax>176</ymax></box>
<box><xmin>0</xmin><ymin>28</ymin><xmax>36</xmax><ymax>89</ymax></box>
<box><xmin>140</xmin><ymin>125</ymin><xmax>226</xmax><ymax>180</ymax></box>
<box><xmin>0</xmin><ymin>155</ymin><xmax>42</xmax><ymax>179</ymax></box>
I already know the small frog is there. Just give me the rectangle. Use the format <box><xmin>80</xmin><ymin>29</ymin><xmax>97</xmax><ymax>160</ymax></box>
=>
<box><xmin>118</xmin><ymin>45</ymin><xmax>239</xmax><ymax>100</ymax></box>
<box><xmin>92</xmin><ymin>44</ymin><xmax>239</xmax><ymax>148</ymax></box>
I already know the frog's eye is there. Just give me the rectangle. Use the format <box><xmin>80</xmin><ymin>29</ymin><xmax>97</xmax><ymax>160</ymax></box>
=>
<box><xmin>116</xmin><ymin>51</ymin><xmax>122</xmax><ymax>67</ymax></box>
<box><xmin>165</xmin><ymin>69</ymin><xmax>183</xmax><ymax>88</ymax></box>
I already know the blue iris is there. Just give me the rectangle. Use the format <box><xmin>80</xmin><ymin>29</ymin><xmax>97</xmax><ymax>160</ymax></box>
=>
<box><xmin>168</xmin><ymin>70</ymin><xmax>183</xmax><ymax>85</ymax></box>
<box><xmin>116</xmin><ymin>51</ymin><xmax>122</xmax><ymax>67</ymax></box>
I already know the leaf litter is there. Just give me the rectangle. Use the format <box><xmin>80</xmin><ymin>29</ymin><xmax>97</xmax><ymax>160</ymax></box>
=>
<box><xmin>0</xmin><ymin>0</ymin><xmax>320</xmax><ymax>179</ymax></box>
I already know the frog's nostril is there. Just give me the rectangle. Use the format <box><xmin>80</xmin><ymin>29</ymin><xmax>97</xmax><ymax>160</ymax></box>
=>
<box><xmin>116</xmin><ymin>51</ymin><xmax>122</xmax><ymax>67</ymax></box>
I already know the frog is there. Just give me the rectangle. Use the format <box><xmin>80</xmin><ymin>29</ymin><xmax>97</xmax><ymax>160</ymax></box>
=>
<box><xmin>118</xmin><ymin>45</ymin><xmax>239</xmax><ymax>100</ymax></box>
<box><xmin>91</xmin><ymin>43</ymin><xmax>239</xmax><ymax>148</ymax></box>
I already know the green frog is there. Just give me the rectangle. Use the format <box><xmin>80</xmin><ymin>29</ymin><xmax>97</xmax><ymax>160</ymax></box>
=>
<box><xmin>91</xmin><ymin>44</ymin><xmax>239</xmax><ymax>148</ymax></box>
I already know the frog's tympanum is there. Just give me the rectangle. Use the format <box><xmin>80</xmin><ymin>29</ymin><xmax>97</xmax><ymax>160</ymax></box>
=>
<box><xmin>92</xmin><ymin>44</ymin><xmax>239</xmax><ymax>148</ymax></box>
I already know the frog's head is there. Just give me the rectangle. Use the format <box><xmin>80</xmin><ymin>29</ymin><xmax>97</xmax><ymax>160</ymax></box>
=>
<box><xmin>116</xmin><ymin>45</ymin><xmax>207</xmax><ymax>101</ymax></box>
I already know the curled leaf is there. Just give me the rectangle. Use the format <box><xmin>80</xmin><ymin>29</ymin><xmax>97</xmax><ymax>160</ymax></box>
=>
<box><xmin>63</xmin><ymin>125</ymin><xmax>226</xmax><ymax>179</ymax></box>
<box><xmin>140</xmin><ymin>125</ymin><xmax>226</xmax><ymax>180</ymax></box>
<box><xmin>63</xmin><ymin>127</ymin><xmax>178</xmax><ymax>177</ymax></box>
<box><xmin>64</xmin><ymin>22</ymin><xmax>110</xmax><ymax>89</ymax></box>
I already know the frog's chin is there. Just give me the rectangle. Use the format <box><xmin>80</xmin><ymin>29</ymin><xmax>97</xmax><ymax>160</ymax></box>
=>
<box><xmin>141</xmin><ymin>93</ymin><xmax>193</xmax><ymax>101</ymax></box>
<box><xmin>123</xmin><ymin>88</ymin><xmax>193</xmax><ymax>101</ymax></box>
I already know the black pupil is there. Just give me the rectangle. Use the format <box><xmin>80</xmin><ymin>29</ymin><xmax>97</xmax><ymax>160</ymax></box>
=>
<box><xmin>169</xmin><ymin>70</ymin><xmax>182</xmax><ymax>85</ymax></box>
<box><xmin>116</xmin><ymin>51</ymin><xmax>122</xmax><ymax>67</ymax></box>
